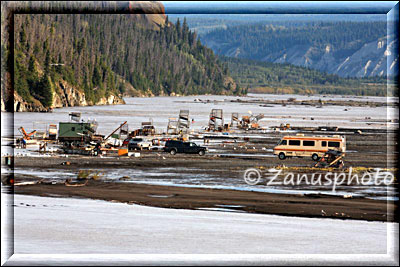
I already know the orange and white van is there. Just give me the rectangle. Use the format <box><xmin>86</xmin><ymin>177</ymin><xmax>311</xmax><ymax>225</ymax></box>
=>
<box><xmin>273</xmin><ymin>134</ymin><xmax>346</xmax><ymax>161</ymax></box>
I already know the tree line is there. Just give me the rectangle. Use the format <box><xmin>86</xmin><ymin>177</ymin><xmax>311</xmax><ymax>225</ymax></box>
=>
<box><xmin>202</xmin><ymin>21</ymin><xmax>387</xmax><ymax>61</ymax></box>
<box><xmin>220</xmin><ymin>56</ymin><xmax>389</xmax><ymax>96</ymax></box>
<box><xmin>13</xmin><ymin>14</ymin><xmax>236</xmax><ymax>108</ymax></box>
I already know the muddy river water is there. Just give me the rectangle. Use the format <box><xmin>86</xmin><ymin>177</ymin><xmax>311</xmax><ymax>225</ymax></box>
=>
<box><xmin>3</xmin><ymin>93</ymin><xmax>399</xmax><ymax>136</ymax></box>
<box><xmin>2</xmin><ymin>93</ymin><xmax>398</xmax><ymax>201</ymax></box>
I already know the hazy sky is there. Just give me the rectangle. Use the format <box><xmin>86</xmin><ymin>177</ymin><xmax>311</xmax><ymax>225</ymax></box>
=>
<box><xmin>162</xmin><ymin>1</ymin><xmax>398</xmax><ymax>14</ymax></box>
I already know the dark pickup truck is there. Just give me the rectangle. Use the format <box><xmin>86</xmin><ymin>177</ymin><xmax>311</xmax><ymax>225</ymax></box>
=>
<box><xmin>164</xmin><ymin>140</ymin><xmax>207</xmax><ymax>155</ymax></box>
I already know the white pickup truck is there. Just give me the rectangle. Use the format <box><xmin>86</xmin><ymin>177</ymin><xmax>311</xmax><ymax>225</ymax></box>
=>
<box><xmin>128</xmin><ymin>138</ymin><xmax>152</xmax><ymax>150</ymax></box>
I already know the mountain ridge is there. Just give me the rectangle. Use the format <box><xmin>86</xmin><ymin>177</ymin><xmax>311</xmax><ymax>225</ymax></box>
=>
<box><xmin>201</xmin><ymin>21</ymin><xmax>398</xmax><ymax>78</ymax></box>
<box><xmin>220</xmin><ymin>56</ymin><xmax>388</xmax><ymax>96</ymax></box>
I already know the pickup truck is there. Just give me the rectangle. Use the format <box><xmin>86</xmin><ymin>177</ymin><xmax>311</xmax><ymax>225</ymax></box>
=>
<box><xmin>128</xmin><ymin>138</ymin><xmax>152</xmax><ymax>150</ymax></box>
<box><xmin>164</xmin><ymin>140</ymin><xmax>207</xmax><ymax>155</ymax></box>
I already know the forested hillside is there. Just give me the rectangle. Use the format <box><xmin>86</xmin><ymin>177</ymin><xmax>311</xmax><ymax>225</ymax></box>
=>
<box><xmin>11</xmin><ymin>13</ymin><xmax>236</xmax><ymax>111</ymax></box>
<box><xmin>204</xmin><ymin>21</ymin><xmax>386</xmax><ymax>58</ymax></box>
<box><xmin>202</xmin><ymin>21</ymin><xmax>394</xmax><ymax>78</ymax></box>
<box><xmin>221</xmin><ymin>57</ymin><xmax>389</xmax><ymax>96</ymax></box>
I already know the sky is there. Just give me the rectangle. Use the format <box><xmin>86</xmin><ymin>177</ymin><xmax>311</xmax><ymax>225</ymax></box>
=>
<box><xmin>162</xmin><ymin>1</ymin><xmax>398</xmax><ymax>14</ymax></box>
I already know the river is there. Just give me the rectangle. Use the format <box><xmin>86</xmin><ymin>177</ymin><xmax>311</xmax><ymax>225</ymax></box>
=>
<box><xmin>3</xmin><ymin>93</ymin><xmax>398</xmax><ymax>137</ymax></box>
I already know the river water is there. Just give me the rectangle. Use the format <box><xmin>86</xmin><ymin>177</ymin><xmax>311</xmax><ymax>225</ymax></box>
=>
<box><xmin>3</xmin><ymin>93</ymin><xmax>398</xmax><ymax>137</ymax></box>
<box><xmin>2</xmin><ymin>94</ymin><xmax>397</xmax><ymax>200</ymax></box>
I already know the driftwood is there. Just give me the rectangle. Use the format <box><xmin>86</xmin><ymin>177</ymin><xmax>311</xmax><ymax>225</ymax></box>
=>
<box><xmin>14</xmin><ymin>181</ymin><xmax>39</xmax><ymax>186</ymax></box>
<box><xmin>14</xmin><ymin>179</ymin><xmax>44</xmax><ymax>186</ymax></box>
<box><xmin>64</xmin><ymin>179</ymin><xmax>89</xmax><ymax>187</ymax></box>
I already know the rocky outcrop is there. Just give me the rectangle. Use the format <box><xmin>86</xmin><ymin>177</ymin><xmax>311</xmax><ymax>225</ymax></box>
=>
<box><xmin>129</xmin><ymin>1</ymin><xmax>168</xmax><ymax>29</ymax></box>
<box><xmin>333</xmin><ymin>37</ymin><xmax>398</xmax><ymax>77</ymax></box>
<box><xmin>52</xmin><ymin>80</ymin><xmax>88</xmax><ymax>108</ymax></box>
<box><xmin>96</xmin><ymin>94</ymin><xmax>125</xmax><ymax>105</ymax></box>
<box><xmin>13</xmin><ymin>79</ymin><xmax>125</xmax><ymax>112</ymax></box>
<box><xmin>13</xmin><ymin>93</ymin><xmax>49</xmax><ymax>112</ymax></box>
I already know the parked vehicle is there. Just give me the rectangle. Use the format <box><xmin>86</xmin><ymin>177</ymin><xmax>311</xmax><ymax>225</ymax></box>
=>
<box><xmin>122</xmin><ymin>138</ymin><xmax>130</xmax><ymax>146</ymax></box>
<box><xmin>48</xmin><ymin>124</ymin><xmax>57</xmax><ymax>140</ymax></box>
<box><xmin>128</xmin><ymin>138</ymin><xmax>152</xmax><ymax>150</ymax></box>
<box><xmin>273</xmin><ymin>134</ymin><xmax>346</xmax><ymax>161</ymax></box>
<box><xmin>164</xmin><ymin>140</ymin><xmax>207</xmax><ymax>155</ymax></box>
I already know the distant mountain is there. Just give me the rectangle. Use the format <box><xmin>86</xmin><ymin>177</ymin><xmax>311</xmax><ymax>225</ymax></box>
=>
<box><xmin>220</xmin><ymin>56</ymin><xmax>388</xmax><ymax>96</ymax></box>
<box><xmin>201</xmin><ymin>21</ymin><xmax>398</xmax><ymax>78</ymax></box>
<box><xmin>168</xmin><ymin>14</ymin><xmax>387</xmax><ymax>35</ymax></box>
<box><xmin>258</xmin><ymin>36</ymin><xmax>397</xmax><ymax>78</ymax></box>
<box><xmin>163</xmin><ymin>1</ymin><xmax>395</xmax><ymax>15</ymax></box>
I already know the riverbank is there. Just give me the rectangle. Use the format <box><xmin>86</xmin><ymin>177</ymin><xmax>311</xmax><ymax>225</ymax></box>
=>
<box><xmin>10</xmin><ymin>179</ymin><xmax>394</xmax><ymax>222</ymax></box>
<box><xmin>4</xmin><ymin>93</ymin><xmax>397</xmax><ymax>224</ymax></box>
<box><xmin>7</xmin><ymin>128</ymin><xmax>397</xmax><ymax>212</ymax></box>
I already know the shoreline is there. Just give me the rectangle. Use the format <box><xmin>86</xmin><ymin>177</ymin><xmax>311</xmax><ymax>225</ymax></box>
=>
<box><xmin>5</xmin><ymin>92</ymin><xmax>398</xmax><ymax>113</ymax></box>
<box><xmin>10</xmin><ymin>179</ymin><xmax>394</xmax><ymax>222</ymax></box>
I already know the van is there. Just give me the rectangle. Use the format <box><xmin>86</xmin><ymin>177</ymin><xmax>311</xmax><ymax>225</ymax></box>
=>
<box><xmin>273</xmin><ymin>134</ymin><xmax>346</xmax><ymax>160</ymax></box>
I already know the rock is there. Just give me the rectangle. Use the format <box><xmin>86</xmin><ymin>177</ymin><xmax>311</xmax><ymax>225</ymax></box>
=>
<box><xmin>13</xmin><ymin>92</ymin><xmax>49</xmax><ymax>112</ymax></box>
<box><xmin>13</xmin><ymin>79</ymin><xmax>124</xmax><ymax>112</ymax></box>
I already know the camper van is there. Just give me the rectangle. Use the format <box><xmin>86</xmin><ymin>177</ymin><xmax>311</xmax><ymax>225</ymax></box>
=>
<box><xmin>273</xmin><ymin>134</ymin><xmax>346</xmax><ymax>161</ymax></box>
